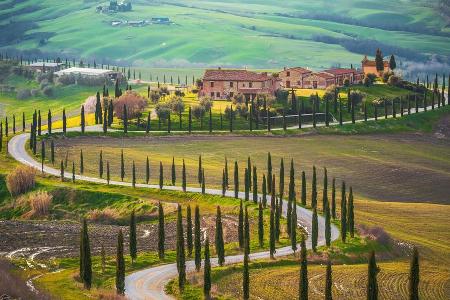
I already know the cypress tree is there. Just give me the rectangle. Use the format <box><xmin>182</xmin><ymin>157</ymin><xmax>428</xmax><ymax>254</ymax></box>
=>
<box><xmin>129</xmin><ymin>210</ymin><xmax>137</xmax><ymax>264</ymax></box>
<box><xmin>60</xmin><ymin>160</ymin><xmax>64</xmax><ymax>182</ymax></box>
<box><xmin>279</xmin><ymin>158</ymin><xmax>285</xmax><ymax>199</ymax></box>
<box><xmin>325</xmin><ymin>260</ymin><xmax>332</xmax><ymax>300</ymax></box>
<box><xmin>80</xmin><ymin>106</ymin><xmax>85</xmax><ymax>134</ymax></box>
<box><xmin>384</xmin><ymin>98</ymin><xmax>388</xmax><ymax>119</ymax></box>
<box><xmin>244</xmin><ymin>205</ymin><xmax>250</xmax><ymax>254</ymax></box>
<box><xmin>287</xmin><ymin>159</ymin><xmax>295</xmax><ymax>236</ymax></box>
<box><xmin>266</xmin><ymin>104</ymin><xmax>271</xmax><ymax>131</ymax></box>
<box><xmin>222</xmin><ymin>169</ymin><xmax>226</xmax><ymax>196</ymax></box>
<box><xmin>50</xmin><ymin>139</ymin><xmax>55</xmax><ymax>164</ymax></box>
<box><xmin>234</xmin><ymin>161</ymin><xmax>239</xmax><ymax>198</ymax></box>
<box><xmin>79</xmin><ymin>149</ymin><xmax>83</xmax><ymax>174</ymax></box>
<box><xmin>116</xmin><ymin>229</ymin><xmax>125</xmax><ymax>295</ymax></box>
<box><xmin>79</xmin><ymin>219</ymin><xmax>92</xmax><ymax>289</ymax></box>
<box><xmin>108</xmin><ymin>100</ymin><xmax>114</xmax><ymax>126</ymax></box>
<box><xmin>331</xmin><ymin>177</ymin><xmax>336</xmax><ymax>219</ymax></box>
<box><xmin>203</xmin><ymin>237</ymin><xmax>211</xmax><ymax>300</ymax></box>
<box><xmin>209</xmin><ymin>107</ymin><xmax>212</xmax><ymax>133</ymax></box>
<box><xmin>103</xmin><ymin>109</ymin><xmax>108</xmax><ymax>133</ymax></box>
<box><xmin>176</xmin><ymin>205</ymin><xmax>186</xmax><ymax>291</ymax></box>
<box><xmin>95</xmin><ymin>91</ymin><xmax>101</xmax><ymax>124</ymax></box>
<box><xmin>99</xmin><ymin>150</ymin><xmax>104</xmax><ymax>178</ymax></box>
<box><xmin>262</xmin><ymin>174</ymin><xmax>267</xmax><ymax>208</ymax></box>
<box><xmin>367</xmin><ymin>251</ymin><xmax>379</xmax><ymax>300</ymax></box>
<box><xmin>271</xmin><ymin>174</ymin><xmax>276</xmax><ymax>209</ymax></box>
<box><xmin>224</xmin><ymin>157</ymin><xmax>229</xmax><ymax>189</ymax></box>
<box><xmin>252</xmin><ymin>165</ymin><xmax>258</xmax><ymax>203</ymax></box>
<box><xmin>22</xmin><ymin>112</ymin><xmax>25</xmax><ymax>132</ymax></box>
<box><xmin>299</xmin><ymin>236</ymin><xmax>308</xmax><ymax>300</ymax></box>
<box><xmin>182</xmin><ymin>159</ymin><xmax>186</xmax><ymax>192</ymax></box>
<box><xmin>301</xmin><ymin>171</ymin><xmax>306</xmax><ymax>206</ymax></box>
<box><xmin>201</xmin><ymin>169</ymin><xmax>206</xmax><ymax>194</ymax></box>
<box><xmin>267</xmin><ymin>152</ymin><xmax>272</xmax><ymax>193</ymax></box>
<box><xmin>348</xmin><ymin>187</ymin><xmax>355</xmax><ymax>238</ymax></box>
<box><xmin>258</xmin><ymin>202</ymin><xmax>264</xmax><ymax>247</ymax></box>
<box><xmin>120</xmin><ymin>150</ymin><xmax>125</xmax><ymax>181</ymax></box>
<box><xmin>311</xmin><ymin>166</ymin><xmax>317</xmax><ymax>208</ymax></box>
<box><xmin>275</xmin><ymin>198</ymin><xmax>280</xmax><ymax>241</ymax></box>
<box><xmin>159</xmin><ymin>161</ymin><xmax>163</xmax><ymax>189</ymax></box>
<box><xmin>247</xmin><ymin>157</ymin><xmax>251</xmax><ymax>191</ymax></box>
<box><xmin>243</xmin><ymin>215</ymin><xmax>250</xmax><ymax>300</ymax></box>
<box><xmin>215</xmin><ymin>206</ymin><xmax>225</xmax><ymax>266</ymax></box>
<box><xmin>291</xmin><ymin>200</ymin><xmax>297</xmax><ymax>253</ymax></box>
<box><xmin>72</xmin><ymin>162</ymin><xmax>75</xmax><ymax>182</ymax></box>
<box><xmin>341</xmin><ymin>182</ymin><xmax>347</xmax><ymax>243</ymax></box>
<box><xmin>40</xmin><ymin>140</ymin><xmax>45</xmax><ymax>172</ymax></box>
<box><xmin>123</xmin><ymin>105</ymin><xmax>128</xmax><ymax>133</ymax></box>
<box><xmin>38</xmin><ymin>111</ymin><xmax>41</xmax><ymax>136</ymax></box>
<box><xmin>146</xmin><ymin>113</ymin><xmax>151</xmax><ymax>133</ymax></box>
<box><xmin>47</xmin><ymin>110</ymin><xmax>52</xmax><ymax>134</ymax></box>
<box><xmin>168</xmin><ymin>111</ymin><xmax>171</xmax><ymax>133</ymax></box>
<box><xmin>238</xmin><ymin>200</ymin><xmax>244</xmax><ymax>249</ymax></box>
<box><xmin>146</xmin><ymin>156</ymin><xmax>150</xmax><ymax>184</ymax></box>
<box><xmin>269</xmin><ymin>207</ymin><xmax>276</xmax><ymax>259</ymax></box>
<box><xmin>409</xmin><ymin>247</ymin><xmax>419</xmax><ymax>300</ymax></box>
<box><xmin>323</xmin><ymin>167</ymin><xmax>328</xmax><ymax>211</ymax></box>
<box><xmin>186</xmin><ymin>205</ymin><xmax>193</xmax><ymax>257</ymax></box>
<box><xmin>312</xmin><ymin>208</ymin><xmax>318</xmax><ymax>252</ymax></box>
<box><xmin>325</xmin><ymin>199</ymin><xmax>331</xmax><ymax>247</ymax></box>
<box><xmin>244</xmin><ymin>168</ymin><xmax>249</xmax><ymax>201</ymax></box>
<box><xmin>171</xmin><ymin>157</ymin><xmax>176</xmax><ymax>185</ymax></box>
<box><xmin>158</xmin><ymin>202</ymin><xmax>165</xmax><ymax>259</ymax></box>
<box><xmin>198</xmin><ymin>155</ymin><xmax>202</xmax><ymax>186</ymax></box>
<box><xmin>194</xmin><ymin>205</ymin><xmax>201</xmax><ymax>271</ymax></box>
<box><xmin>106</xmin><ymin>161</ymin><xmax>110</xmax><ymax>184</ymax></box>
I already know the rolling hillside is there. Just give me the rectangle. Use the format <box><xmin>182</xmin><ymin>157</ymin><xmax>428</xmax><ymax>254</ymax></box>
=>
<box><xmin>1</xmin><ymin>0</ymin><xmax>449</xmax><ymax>74</ymax></box>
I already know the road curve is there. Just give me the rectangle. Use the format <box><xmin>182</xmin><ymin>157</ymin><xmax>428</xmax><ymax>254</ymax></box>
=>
<box><xmin>8</xmin><ymin>128</ymin><xmax>339</xmax><ymax>299</ymax></box>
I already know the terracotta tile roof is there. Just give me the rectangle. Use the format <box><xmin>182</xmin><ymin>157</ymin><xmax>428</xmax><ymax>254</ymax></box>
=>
<box><xmin>305</xmin><ymin>72</ymin><xmax>335</xmax><ymax>80</ymax></box>
<box><xmin>323</xmin><ymin>68</ymin><xmax>356</xmax><ymax>75</ymax></box>
<box><xmin>283</xmin><ymin>67</ymin><xmax>312</xmax><ymax>74</ymax></box>
<box><xmin>203</xmin><ymin>69</ymin><xmax>272</xmax><ymax>81</ymax></box>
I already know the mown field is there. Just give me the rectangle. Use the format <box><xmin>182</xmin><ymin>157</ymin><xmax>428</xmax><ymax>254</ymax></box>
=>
<box><xmin>1</xmin><ymin>0</ymin><xmax>449</xmax><ymax>70</ymax></box>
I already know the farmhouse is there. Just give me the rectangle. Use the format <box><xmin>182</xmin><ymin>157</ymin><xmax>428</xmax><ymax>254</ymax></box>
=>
<box><xmin>302</xmin><ymin>72</ymin><xmax>336</xmax><ymax>89</ymax></box>
<box><xmin>323</xmin><ymin>68</ymin><xmax>364</xmax><ymax>86</ymax></box>
<box><xmin>54</xmin><ymin>67</ymin><xmax>123</xmax><ymax>80</ymax></box>
<box><xmin>28</xmin><ymin>62</ymin><xmax>64</xmax><ymax>73</ymax></box>
<box><xmin>361</xmin><ymin>55</ymin><xmax>390</xmax><ymax>76</ymax></box>
<box><xmin>200</xmin><ymin>68</ymin><xmax>280</xmax><ymax>100</ymax></box>
<box><xmin>278</xmin><ymin>67</ymin><xmax>312</xmax><ymax>88</ymax></box>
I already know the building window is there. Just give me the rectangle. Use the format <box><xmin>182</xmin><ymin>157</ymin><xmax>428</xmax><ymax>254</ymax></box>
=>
<box><xmin>216</xmin><ymin>92</ymin><xmax>220</xmax><ymax>98</ymax></box>
<box><xmin>210</xmin><ymin>81</ymin><xmax>214</xmax><ymax>87</ymax></box>
<box><xmin>230</xmin><ymin>82</ymin><xmax>234</xmax><ymax>87</ymax></box>
<box><xmin>249</xmin><ymin>82</ymin><xmax>253</xmax><ymax>88</ymax></box>
<box><xmin>287</xmin><ymin>71</ymin><xmax>290</xmax><ymax>77</ymax></box>
<box><xmin>211</xmin><ymin>92</ymin><xmax>214</xmax><ymax>97</ymax></box>
<box><xmin>230</xmin><ymin>92</ymin><xmax>234</xmax><ymax>97</ymax></box>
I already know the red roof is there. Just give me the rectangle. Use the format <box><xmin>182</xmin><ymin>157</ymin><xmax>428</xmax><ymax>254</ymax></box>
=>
<box><xmin>323</xmin><ymin>68</ymin><xmax>356</xmax><ymax>75</ymax></box>
<box><xmin>203</xmin><ymin>69</ymin><xmax>272</xmax><ymax>81</ymax></box>
<box><xmin>305</xmin><ymin>72</ymin><xmax>335</xmax><ymax>80</ymax></box>
<box><xmin>283</xmin><ymin>67</ymin><xmax>312</xmax><ymax>74</ymax></box>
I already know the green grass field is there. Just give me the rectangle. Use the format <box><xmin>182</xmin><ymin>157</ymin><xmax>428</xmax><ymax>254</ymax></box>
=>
<box><xmin>1</xmin><ymin>0</ymin><xmax>449</xmax><ymax>69</ymax></box>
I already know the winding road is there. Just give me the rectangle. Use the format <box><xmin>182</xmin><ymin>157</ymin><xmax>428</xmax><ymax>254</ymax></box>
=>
<box><xmin>7</xmin><ymin>97</ymin><xmax>447</xmax><ymax>299</ymax></box>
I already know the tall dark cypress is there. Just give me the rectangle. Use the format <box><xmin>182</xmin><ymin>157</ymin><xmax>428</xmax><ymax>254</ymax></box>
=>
<box><xmin>146</xmin><ymin>113</ymin><xmax>151</xmax><ymax>133</ymax></box>
<box><xmin>244</xmin><ymin>168</ymin><xmax>249</xmax><ymax>201</ymax></box>
<box><xmin>215</xmin><ymin>206</ymin><xmax>225</xmax><ymax>266</ymax></box>
<box><xmin>262</xmin><ymin>174</ymin><xmax>267</xmax><ymax>207</ymax></box>
<box><xmin>129</xmin><ymin>210</ymin><xmax>137</xmax><ymax>264</ymax></box>
<box><xmin>38</xmin><ymin>111</ymin><xmax>41</xmax><ymax>136</ymax></box>
<box><xmin>95</xmin><ymin>91</ymin><xmax>101</xmax><ymax>124</ymax></box>
<box><xmin>331</xmin><ymin>177</ymin><xmax>336</xmax><ymax>219</ymax></box>
<box><xmin>79</xmin><ymin>149</ymin><xmax>83</xmax><ymax>174</ymax></box>
<box><xmin>311</xmin><ymin>166</ymin><xmax>317</xmax><ymax>208</ymax></box>
<box><xmin>258</xmin><ymin>202</ymin><xmax>264</xmax><ymax>247</ymax></box>
<box><xmin>275</xmin><ymin>198</ymin><xmax>280</xmax><ymax>241</ymax></box>
<box><xmin>252</xmin><ymin>165</ymin><xmax>258</xmax><ymax>203</ymax></box>
<box><xmin>201</xmin><ymin>169</ymin><xmax>206</xmax><ymax>194</ymax></box>
<box><xmin>132</xmin><ymin>160</ymin><xmax>136</xmax><ymax>188</ymax></box>
<box><xmin>301</xmin><ymin>171</ymin><xmax>306</xmax><ymax>206</ymax></box>
<box><xmin>312</xmin><ymin>208</ymin><xmax>318</xmax><ymax>252</ymax></box>
<box><xmin>287</xmin><ymin>159</ymin><xmax>295</xmax><ymax>236</ymax></box>
<box><xmin>99</xmin><ymin>150</ymin><xmax>104</xmax><ymax>178</ymax></box>
<box><xmin>244</xmin><ymin>206</ymin><xmax>250</xmax><ymax>254</ymax></box>
<box><xmin>120</xmin><ymin>150</ymin><xmax>125</xmax><ymax>181</ymax></box>
<box><xmin>348</xmin><ymin>187</ymin><xmax>355</xmax><ymax>238</ymax></box>
<box><xmin>271</xmin><ymin>174</ymin><xmax>276</xmax><ymax>209</ymax></box>
<box><xmin>238</xmin><ymin>200</ymin><xmax>244</xmax><ymax>249</ymax></box>
<box><xmin>291</xmin><ymin>200</ymin><xmax>297</xmax><ymax>253</ymax></box>
<box><xmin>49</xmin><ymin>140</ymin><xmax>54</xmax><ymax>165</ymax></box>
<box><xmin>325</xmin><ymin>199</ymin><xmax>331</xmax><ymax>247</ymax></box>
<box><xmin>79</xmin><ymin>219</ymin><xmax>92</xmax><ymax>289</ymax></box>
<box><xmin>60</xmin><ymin>160</ymin><xmax>64</xmax><ymax>182</ymax></box>
<box><xmin>22</xmin><ymin>112</ymin><xmax>25</xmax><ymax>132</ymax></box>
<box><xmin>106</xmin><ymin>161</ymin><xmax>110</xmax><ymax>184</ymax></box>
<box><xmin>47</xmin><ymin>110</ymin><xmax>52</xmax><ymax>134</ymax></box>
<box><xmin>222</xmin><ymin>169</ymin><xmax>226</xmax><ymax>196</ymax></box>
<box><xmin>194</xmin><ymin>205</ymin><xmax>201</xmax><ymax>271</ymax></box>
<box><xmin>409</xmin><ymin>247</ymin><xmax>419</xmax><ymax>300</ymax></box>
<box><xmin>243</xmin><ymin>207</ymin><xmax>250</xmax><ymax>300</ymax></box>
<box><xmin>269</xmin><ymin>207</ymin><xmax>276</xmax><ymax>259</ymax></box>
<box><xmin>182</xmin><ymin>159</ymin><xmax>186</xmax><ymax>192</ymax></box>
<box><xmin>267</xmin><ymin>152</ymin><xmax>272</xmax><ymax>194</ymax></box>
<box><xmin>40</xmin><ymin>140</ymin><xmax>45</xmax><ymax>172</ymax></box>
<box><xmin>186</xmin><ymin>205</ymin><xmax>193</xmax><ymax>257</ymax></box>
<box><xmin>198</xmin><ymin>155</ymin><xmax>202</xmax><ymax>186</ymax></box>
<box><xmin>80</xmin><ymin>105</ymin><xmax>85</xmax><ymax>134</ymax></box>
<box><xmin>279</xmin><ymin>158</ymin><xmax>285</xmax><ymax>200</ymax></box>
<box><xmin>322</xmin><ymin>167</ymin><xmax>328</xmax><ymax>211</ymax></box>
<box><xmin>171</xmin><ymin>157</ymin><xmax>176</xmax><ymax>186</ymax></box>
<box><xmin>158</xmin><ymin>202</ymin><xmax>165</xmax><ymax>259</ymax></box>
<box><xmin>341</xmin><ymin>181</ymin><xmax>347</xmax><ymax>243</ymax></box>
<box><xmin>367</xmin><ymin>251</ymin><xmax>379</xmax><ymax>300</ymax></box>
<box><xmin>325</xmin><ymin>260</ymin><xmax>332</xmax><ymax>300</ymax></box>
<box><xmin>116</xmin><ymin>229</ymin><xmax>125</xmax><ymax>295</ymax></box>
<box><xmin>203</xmin><ymin>237</ymin><xmax>211</xmax><ymax>299</ymax></box>
<box><xmin>176</xmin><ymin>205</ymin><xmax>186</xmax><ymax>291</ymax></box>
<box><xmin>159</xmin><ymin>161</ymin><xmax>163</xmax><ymax>189</ymax></box>
<box><xmin>234</xmin><ymin>161</ymin><xmax>239</xmax><ymax>198</ymax></box>
<box><xmin>224</xmin><ymin>157</ymin><xmax>229</xmax><ymax>189</ymax></box>
<box><xmin>247</xmin><ymin>156</ymin><xmax>252</xmax><ymax>191</ymax></box>
<box><xmin>146</xmin><ymin>156</ymin><xmax>150</xmax><ymax>184</ymax></box>
<box><xmin>299</xmin><ymin>236</ymin><xmax>308</xmax><ymax>300</ymax></box>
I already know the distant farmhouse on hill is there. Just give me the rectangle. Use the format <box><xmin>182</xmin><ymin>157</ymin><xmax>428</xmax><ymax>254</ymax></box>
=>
<box><xmin>96</xmin><ymin>1</ymin><xmax>132</xmax><ymax>13</ymax></box>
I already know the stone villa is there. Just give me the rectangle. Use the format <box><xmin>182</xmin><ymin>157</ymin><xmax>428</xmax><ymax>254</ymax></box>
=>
<box><xmin>200</xmin><ymin>68</ymin><xmax>280</xmax><ymax>100</ymax></box>
<box><xmin>361</xmin><ymin>55</ymin><xmax>390</xmax><ymax>76</ymax></box>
